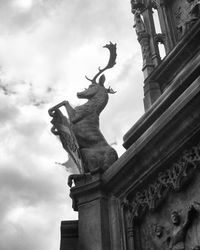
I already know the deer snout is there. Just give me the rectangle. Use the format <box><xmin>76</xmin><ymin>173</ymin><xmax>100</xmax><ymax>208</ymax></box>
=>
<box><xmin>77</xmin><ymin>91</ymin><xmax>85</xmax><ymax>98</ymax></box>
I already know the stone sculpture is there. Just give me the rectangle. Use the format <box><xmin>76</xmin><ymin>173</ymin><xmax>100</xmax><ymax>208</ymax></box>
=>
<box><xmin>49</xmin><ymin>42</ymin><xmax>118</xmax><ymax>176</ymax></box>
<box><xmin>168</xmin><ymin>206</ymin><xmax>196</xmax><ymax>250</ymax></box>
<box><xmin>144</xmin><ymin>205</ymin><xmax>198</xmax><ymax>250</ymax></box>
<box><xmin>133</xmin><ymin>10</ymin><xmax>152</xmax><ymax>65</ymax></box>
<box><xmin>154</xmin><ymin>224</ymin><xmax>164</xmax><ymax>239</ymax></box>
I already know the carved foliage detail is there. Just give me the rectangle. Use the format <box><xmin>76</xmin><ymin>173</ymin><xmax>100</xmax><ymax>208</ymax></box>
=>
<box><xmin>127</xmin><ymin>143</ymin><xmax>200</xmax><ymax>221</ymax></box>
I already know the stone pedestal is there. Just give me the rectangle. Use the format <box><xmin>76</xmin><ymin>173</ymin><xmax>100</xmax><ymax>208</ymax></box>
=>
<box><xmin>70</xmin><ymin>173</ymin><xmax>111</xmax><ymax>250</ymax></box>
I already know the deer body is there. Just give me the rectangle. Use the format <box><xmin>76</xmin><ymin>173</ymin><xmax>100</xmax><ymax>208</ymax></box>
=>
<box><xmin>65</xmin><ymin>84</ymin><xmax>118</xmax><ymax>173</ymax></box>
<box><xmin>49</xmin><ymin>42</ymin><xmax>118</xmax><ymax>174</ymax></box>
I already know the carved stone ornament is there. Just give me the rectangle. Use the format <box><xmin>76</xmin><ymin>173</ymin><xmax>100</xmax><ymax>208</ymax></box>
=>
<box><xmin>175</xmin><ymin>0</ymin><xmax>200</xmax><ymax>38</ymax></box>
<box><xmin>168</xmin><ymin>206</ymin><xmax>197</xmax><ymax>250</ymax></box>
<box><xmin>133</xmin><ymin>11</ymin><xmax>152</xmax><ymax>64</ymax></box>
<box><xmin>49</xmin><ymin>42</ymin><xmax>118</xmax><ymax>174</ymax></box>
<box><xmin>131</xmin><ymin>0</ymin><xmax>145</xmax><ymax>13</ymax></box>
<box><xmin>125</xmin><ymin>143</ymin><xmax>200</xmax><ymax>222</ymax></box>
<box><xmin>140</xmin><ymin>205</ymin><xmax>198</xmax><ymax>250</ymax></box>
<box><xmin>133</xmin><ymin>10</ymin><xmax>146</xmax><ymax>36</ymax></box>
<box><xmin>49</xmin><ymin>106</ymin><xmax>84</xmax><ymax>174</ymax></box>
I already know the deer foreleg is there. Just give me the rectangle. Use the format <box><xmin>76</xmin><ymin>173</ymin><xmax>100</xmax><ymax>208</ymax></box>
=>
<box><xmin>64</xmin><ymin>102</ymin><xmax>86</xmax><ymax>123</ymax></box>
<box><xmin>63</xmin><ymin>101</ymin><xmax>76</xmax><ymax>122</ymax></box>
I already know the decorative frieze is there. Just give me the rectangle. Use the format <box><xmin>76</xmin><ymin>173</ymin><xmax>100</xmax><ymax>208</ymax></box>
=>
<box><xmin>126</xmin><ymin>143</ymin><xmax>200</xmax><ymax>221</ymax></box>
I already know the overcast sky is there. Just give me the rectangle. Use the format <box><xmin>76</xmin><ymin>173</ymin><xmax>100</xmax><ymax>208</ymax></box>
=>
<box><xmin>0</xmin><ymin>0</ymin><xmax>144</xmax><ymax>249</ymax></box>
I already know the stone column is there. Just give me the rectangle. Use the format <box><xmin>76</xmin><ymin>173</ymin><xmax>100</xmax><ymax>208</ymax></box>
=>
<box><xmin>70</xmin><ymin>173</ymin><xmax>111</xmax><ymax>250</ymax></box>
<box><xmin>137</xmin><ymin>31</ymin><xmax>161</xmax><ymax>110</ymax></box>
<box><xmin>142</xmin><ymin>2</ymin><xmax>161</xmax><ymax>67</ymax></box>
<box><xmin>132</xmin><ymin>3</ymin><xmax>162</xmax><ymax>111</ymax></box>
<box><xmin>133</xmin><ymin>10</ymin><xmax>155</xmax><ymax>78</ymax></box>
<box><xmin>138</xmin><ymin>32</ymin><xmax>155</xmax><ymax>79</ymax></box>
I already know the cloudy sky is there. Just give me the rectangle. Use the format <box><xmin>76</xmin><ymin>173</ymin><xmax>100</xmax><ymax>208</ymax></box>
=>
<box><xmin>0</xmin><ymin>0</ymin><xmax>144</xmax><ymax>249</ymax></box>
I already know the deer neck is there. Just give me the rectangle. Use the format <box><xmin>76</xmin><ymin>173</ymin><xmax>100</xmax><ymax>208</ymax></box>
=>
<box><xmin>85</xmin><ymin>90</ymin><xmax>108</xmax><ymax>114</ymax></box>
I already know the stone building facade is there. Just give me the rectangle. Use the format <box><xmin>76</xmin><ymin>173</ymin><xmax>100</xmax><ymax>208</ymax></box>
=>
<box><xmin>60</xmin><ymin>0</ymin><xmax>200</xmax><ymax>249</ymax></box>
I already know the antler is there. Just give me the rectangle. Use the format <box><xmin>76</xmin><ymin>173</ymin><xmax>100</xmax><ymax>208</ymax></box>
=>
<box><xmin>85</xmin><ymin>42</ymin><xmax>117</xmax><ymax>84</ymax></box>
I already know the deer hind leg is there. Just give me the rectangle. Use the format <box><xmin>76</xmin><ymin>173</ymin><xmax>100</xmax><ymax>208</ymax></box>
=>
<box><xmin>103</xmin><ymin>147</ymin><xmax>118</xmax><ymax>171</ymax></box>
<box><xmin>81</xmin><ymin>148</ymin><xmax>103</xmax><ymax>173</ymax></box>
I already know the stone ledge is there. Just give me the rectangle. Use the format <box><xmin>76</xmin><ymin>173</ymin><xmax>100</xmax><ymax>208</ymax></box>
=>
<box><xmin>123</xmin><ymin>51</ymin><xmax>200</xmax><ymax>149</ymax></box>
<box><xmin>103</xmin><ymin>76</ymin><xmax>200</xmax><ymax>197</ymax></box>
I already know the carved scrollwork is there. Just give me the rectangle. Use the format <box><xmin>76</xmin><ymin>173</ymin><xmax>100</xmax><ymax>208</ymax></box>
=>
<box><xmin>127</xmin><ymin>143</ymin><xmax>200</xmax><ymax>221</ymax></box>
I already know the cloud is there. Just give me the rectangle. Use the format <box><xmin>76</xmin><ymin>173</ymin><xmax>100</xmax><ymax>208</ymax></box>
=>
<box><xmin>0</xmin><ymin>95</ymin><xmax>20</xmax><ymax>125</ymax></box>
<box><xmin>0</xmin><ymin>127</ymin><xmax>75</xmax><ymax>250</ymax></box>
<box><xmin>0</xmin><ymin>0</ymin><xmax>144</xmax><ymax>249</ymax></box>
<box><xmin>0</xmin><ymin>0</ymin><xmax>137</xmax><ymax>92</ymax></box>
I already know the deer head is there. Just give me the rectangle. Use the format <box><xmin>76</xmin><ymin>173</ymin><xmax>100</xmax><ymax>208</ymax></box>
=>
<box><xmin>85</xmin><ymin>42</ymin><xmax>117</xmax><ymax>94</ymax></box>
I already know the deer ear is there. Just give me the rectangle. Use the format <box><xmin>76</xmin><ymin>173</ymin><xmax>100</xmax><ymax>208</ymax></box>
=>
<box><xmin>99</xmin><ymin>74</ymin><xmax>106</xmax><ymax>86</ymax></box>
<box><xmin>106</xmin><ymin>86</ymin><xmax>117</xmax><ymax>94</ymax></box>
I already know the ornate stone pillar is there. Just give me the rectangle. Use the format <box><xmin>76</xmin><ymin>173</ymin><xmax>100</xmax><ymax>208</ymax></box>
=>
<box><xmin>70</xmin><ymin>173</ymin><xmax>111</xmax><ymax>250</ymax></box>
<box><xmin>133</xmin><ymin>11</ymin><xmax>155</xmax><ymax>78</ymax></box>
<box><xmin>142</xmin><ymin>1</ymin><xmax>161</xmax><ymax>67</ymax></box>
<box><xmin>132</xmin><ymin>1</ymin><xmax>162</xmax><ymax>111</ymax></box>
<box><xmin>138</xmin><ymin>32</ymin><xmax>154</xmax><ymax>78</ymax></box>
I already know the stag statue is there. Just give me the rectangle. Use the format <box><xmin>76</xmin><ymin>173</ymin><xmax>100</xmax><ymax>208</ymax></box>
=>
<box><xmin>49</xmin><ymin>42</ymin><xmax>118</xmax><ymax>175</ymax></box>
